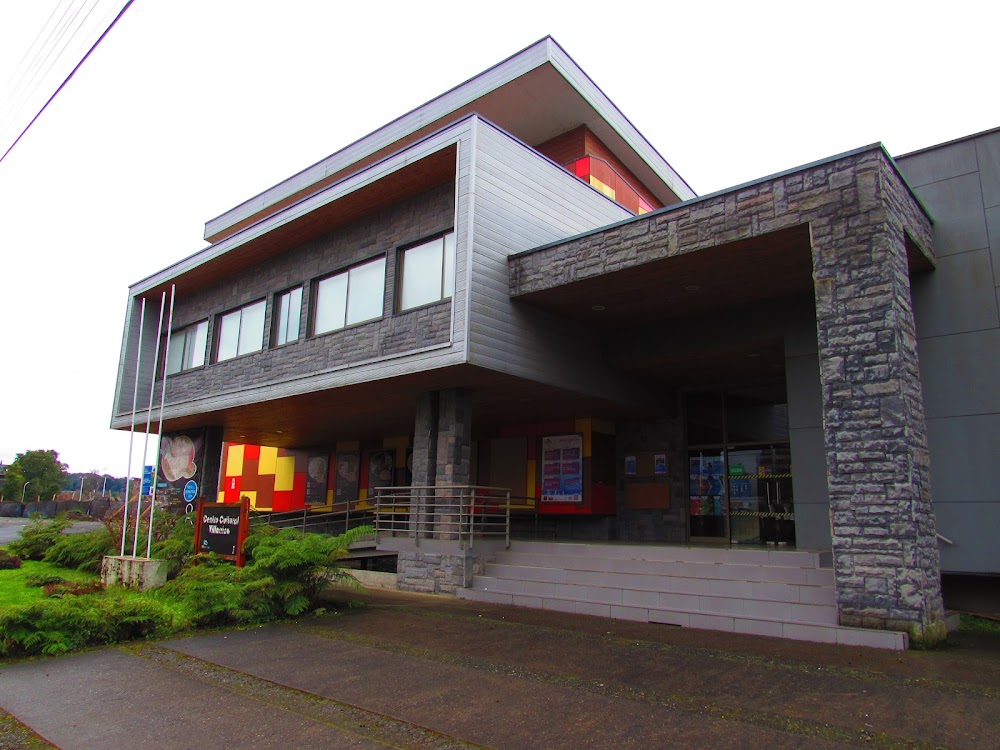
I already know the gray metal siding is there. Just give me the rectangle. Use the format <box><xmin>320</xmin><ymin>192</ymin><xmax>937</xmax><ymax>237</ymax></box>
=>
<box><xmin>467</xmin><ymin>120</ymin><xmax>634</xmax><ymax>396</ymax></box>
<box><xmin>897</xmin><ymin>129</ymin><xmax>1000</xmax><ymax>573</ymax></box>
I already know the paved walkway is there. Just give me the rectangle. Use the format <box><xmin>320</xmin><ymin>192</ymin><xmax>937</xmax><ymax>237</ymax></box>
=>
<box><xmin>1</xmin><ymin>588</ymin><xmax>998</xmax><ymax>749</ymax></box>
<box><xmin>0</xmin><ymin>518</ymin><xmax>104</xmax><ymax>545</ymax></box>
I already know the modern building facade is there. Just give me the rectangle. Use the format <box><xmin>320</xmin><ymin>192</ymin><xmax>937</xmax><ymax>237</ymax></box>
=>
<box><xmin>112</xmin><ymin>37</ymin><xmax>1000</xmax><ymax>648</ymax></box>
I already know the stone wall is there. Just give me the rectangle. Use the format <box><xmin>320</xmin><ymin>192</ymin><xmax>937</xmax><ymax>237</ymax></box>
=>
<box><xmin>396</xmin><ymin>550</ymin><xmax>488</xmax><ymax>595</ymax></box>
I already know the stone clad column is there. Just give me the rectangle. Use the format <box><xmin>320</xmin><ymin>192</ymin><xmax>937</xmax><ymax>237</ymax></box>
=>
<box><xmin>812</xmin><ymin>159</ymin><xmax>946</xmax><ymax>644</ymax></box>
<box><xmin>411</xmin><ymin>391</ymin><xmax>438</xmax><ymax>537</ymax></box>
<box><xmin>434</xmin><ymin>388</ymin><xmax>472</xmax><ymax>540</ymax></box>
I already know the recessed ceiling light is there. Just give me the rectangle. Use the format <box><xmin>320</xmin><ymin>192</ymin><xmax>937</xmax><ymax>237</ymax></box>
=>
<box><xmin>591</xmin><ymin>305</ymin><xmax>606</xmax><ymax>311</ymax></box>
<box><xmin>683</xmin><ymin>284</ymin><xmax>701</xmax><ymax>293</ymax></box>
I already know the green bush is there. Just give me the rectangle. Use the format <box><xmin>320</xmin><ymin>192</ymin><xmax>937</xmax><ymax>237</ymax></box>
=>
<box><xmin>0</xmin><ymin>590</ymin><xmax>172</xmax><ymax>657</ymax></box>
<box><xmin>155</xmin><ymin>557</ymin><xmax>259</xmax><ymax>627</ymax></box>
<box><xmin>0</xmin><ymin>549</ymin><xmax>23</xmax><ymax>570</ymax></box>
<box><xmin>151</xmin><ymin>513</ymin><xmax>196</xmax><ymax>578</ymax></box>
<box><xmin>44</xmin><ymin>526</ymin><xmax>115</xmax><ymax>573</ymax></box>
<box><xmin>8</xmin><ymin>516</ymin><xmax>73</xmax><ymax>560</ymax></box>
<box><xmin>25</xmin><ymin>575</ymin><xmax>66</xmax><ymax>587</ymax></box>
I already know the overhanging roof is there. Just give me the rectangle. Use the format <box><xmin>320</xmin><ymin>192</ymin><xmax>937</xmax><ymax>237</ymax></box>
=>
<box><xmin>203</xmin><ymin>36</ymin><xmax>695</xmax><ymax>244</ymax></box>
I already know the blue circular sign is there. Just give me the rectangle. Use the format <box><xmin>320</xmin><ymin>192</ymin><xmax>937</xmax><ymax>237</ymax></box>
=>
<box><xmin>183</xmin><ymin>480</ymin><xmax>198</xmax><ymax>502</ymax></box>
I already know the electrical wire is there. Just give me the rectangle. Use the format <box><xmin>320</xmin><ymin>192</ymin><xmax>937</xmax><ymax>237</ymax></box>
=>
<box><xmin>0</xmin><ymin>0</ymin><xmax>137</xmax><ymax>165</ymax></box>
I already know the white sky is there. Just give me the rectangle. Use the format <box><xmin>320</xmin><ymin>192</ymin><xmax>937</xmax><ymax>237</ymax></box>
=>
<box><xmin>0</xmin><ymin>0</ymin><xmax>996</xmax><ymax>474</ymax></box>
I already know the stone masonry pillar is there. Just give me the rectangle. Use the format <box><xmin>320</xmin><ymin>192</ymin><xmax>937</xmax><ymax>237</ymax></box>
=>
<box><xmin>434</xmin><ymin>388</ymin><xmax>472</xmax><ymax>540</ymax></box>
<box><xmin>411</xmin><ymin>391</ymin><xmax>438</xmax><ymax>537</ymax></box>
<box><xmin>811</xmin><ymin>162</ymin><xmax>946</xmax><ymax>645</ymax></box>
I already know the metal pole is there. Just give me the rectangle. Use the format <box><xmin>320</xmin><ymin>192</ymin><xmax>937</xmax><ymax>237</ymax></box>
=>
<box><xmin>147</xmin><ymin>284</ymin><xmax>176</xmax><ymax>559</ymax></box>
<box><xmin>121</xmin><ymin>297</ymin><xmax>146</xmax><ymax>555</ymax></box>
<box><xmin>133</xmin><ymin>292</ymin><xmax>167</xmax><ymax>558</ymax></box>
<box><xmin>21</xmin><ymin>482</ymin><xmax>30</xmax><ymax>503</ymax></box>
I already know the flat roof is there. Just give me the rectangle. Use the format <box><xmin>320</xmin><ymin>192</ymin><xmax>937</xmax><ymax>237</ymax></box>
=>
<box><xmin>204</xmin><ymin>36</ymin><xmax>696</xmax><ymax>244</ymax></box>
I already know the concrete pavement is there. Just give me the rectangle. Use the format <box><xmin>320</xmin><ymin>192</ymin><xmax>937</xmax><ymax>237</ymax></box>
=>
<box><xmin>1</xmin><ymin>588</ymin><xmax>998</xmax><ymax>749</ymax></box>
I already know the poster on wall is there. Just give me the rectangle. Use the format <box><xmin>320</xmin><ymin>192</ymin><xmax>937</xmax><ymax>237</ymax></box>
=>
<box><xmin>305</xmin><ymin>453</ymin><xmax>329</xmax><ymax>505</ymax></box>
<box><xmin>368</xmin><ymin>449</ymin><xmax>395</xmax><ymax>492</ymax></box>
<box><xmin>334</xmin><ymin>452</ymin><xmax>359</xmax><ymax>505</ymax></box>
<box><xmin>157</xmin><ymin>430</ymin><xmax>206</xmax><ymax>507</ymax></box>
<box><xmin>541</xmin><ymin>434</ymin><xmax>583</xmax><ymax>503</ymax></box>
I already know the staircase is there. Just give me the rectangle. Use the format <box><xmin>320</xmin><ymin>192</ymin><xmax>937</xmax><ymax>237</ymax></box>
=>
<box><xmin>455</xmin><ymin>540</ymin><xmax>908</xmax><ymax>650</ymax></box>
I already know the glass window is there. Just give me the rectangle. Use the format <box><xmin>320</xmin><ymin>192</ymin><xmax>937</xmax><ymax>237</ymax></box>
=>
<box><xmin>165</xmin><ymin>320</ymin><xmax>208</xmax><ymax>375</ymax></box>
<box><xmin>216</xmin><ymin>300</ymin><xmax>265</xmax><ymax>362</ymax></box>
<box><xmin>273</xmin><ymin>287</ymin><xmax>302</xmax><ymax>347</ymax></box>
<box><xmin>399</xmin><ymin>232</ymin><xmax>455</xmax><ymax>311</ymax></box>
<box><xmin>313</xmin><ymin>257</ymin><xmax>386</xmax><ymax>335</ymax></box>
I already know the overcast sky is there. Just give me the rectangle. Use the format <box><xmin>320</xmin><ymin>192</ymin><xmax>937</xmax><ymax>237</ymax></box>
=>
<box><xmin>0</xmin><ymin>0</ymin><xmax>995</xmax><ymax>475</ymax></box>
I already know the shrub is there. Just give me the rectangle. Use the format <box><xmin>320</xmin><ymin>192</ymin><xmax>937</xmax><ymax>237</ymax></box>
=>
<box><xmin>151</xmin><ymin>512</ymin><xmax>196</xmax><ymax>578</ymax></box>
<box><xmin>8</xmin><ymin>516</ymin><xmax>73</xmax><ymax>560</ymax></box>
<box><xmin>0</xmin><ymin>549</ymin><xmax>22</xmax><ymax>570</ymax></box>
<box><xmin>0</xmin><ymin>591</ymin><xmax>172</xmax><ymax>657</ymax></box>
<box><xmin>25</xmin><ymin>575</ymin><xmax>66</xmax><ymax>587</ymax></box>
<box><xmin>44</xmin><ymin>526</ymin><xmax>116</xmax><ymax>573</ymax></box>
<box><xmin>43</xmin><ymin>580</ymin><xmax>104</xmax><ymax>597</ymax></box>
<box><xmin>155</xmin><ymin>557</ymin><xmax>256</xmax><ymax>627</ymax></box>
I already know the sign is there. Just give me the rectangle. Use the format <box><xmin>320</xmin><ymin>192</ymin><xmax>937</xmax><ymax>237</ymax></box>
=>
<box><xmin>541</xmin><ymin>435</ymin><xmax>583</xmax><ymax>503</ymax></box>
<box><xmin>193</xmin><ymin>498</ymin><xmax>249</xmax><ymax>566</ymax></box>
<box><xmin>183</xmin><ymin>480</ymin><xmax>198</xmax><ymax>502</ymax></box>
<box><xmin>141</xmin><ymin>465</ymin><xmax>153</xmax><ymax>496</ymax></box>
<box><xmin>157</xmin><ymin>430</ymin><xmax>207</xmax><ymax>504</ymax></box>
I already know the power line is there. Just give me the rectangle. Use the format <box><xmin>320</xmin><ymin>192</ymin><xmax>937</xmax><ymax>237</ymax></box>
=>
<box><xmin>0</xmin><ymin>0</ymin><xmax>137</xmax><ymax>166</ymax></box>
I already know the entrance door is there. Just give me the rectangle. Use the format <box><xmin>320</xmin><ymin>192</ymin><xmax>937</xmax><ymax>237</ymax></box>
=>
<box><xmin>685</xmin><ymin>386</ymin><xmax>795</xmax><ymax>546</ymax></box>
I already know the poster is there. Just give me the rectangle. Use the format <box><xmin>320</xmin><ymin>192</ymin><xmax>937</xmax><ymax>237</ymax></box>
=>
<box><xmin>368</xmin><ymin>449</ymin><xmax>395</xmax><ymax>490</ymax></box>
<box><xmin>541</xmin><ymin>435</ymin><xmax>583</xmax><ymax>503</ymax></box>
<box><xmin>305</xmin><ymin>453</ymin><xmax>329</xmax><ymax>505</ymax></box>
<box><xmin>654</xmin><ymin>454</ymin><xmax>667</xmax><ymax>475</ymax></box>
<box><xmin>334</xmin><ymin>452</ymin><xmax>359</xmax><ymax>505</ymax></box>
<box><xmin>157</xmin><ymin>430</ymin><xmax>206</xmax><ymax>506</ymax></box>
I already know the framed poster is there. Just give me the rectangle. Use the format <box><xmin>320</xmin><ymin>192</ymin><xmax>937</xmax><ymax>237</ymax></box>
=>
<box><xmin>334</xmin><ymin>452</ymin><xmax>360</xmax><ymax>505</ymax></box>
<box><xmin>157</xmin><ymin>430</ymin><xmax>207</xmax><ymax>506</ymax></box>
<box><xmin>194</xmin><ymin>497</ymin><xmax>249</xmax><ymax>566</ymax></box>
<box><xmin>305</xmin><ymin>453</ymin><xmax>329</xmax><ymax>505</ymax></box>
<box><xmin>541</xmin><ymin>434</ymin><xmax>583</xmax><ymax>503</ymax></box>
<box><xmin>368</xmin><ymin>449</ymin><xmax>395</xmax><ymax>490</ymax></box>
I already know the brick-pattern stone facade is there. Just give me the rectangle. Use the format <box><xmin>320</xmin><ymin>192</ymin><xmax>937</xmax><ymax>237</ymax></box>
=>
<box><xmin>119</xmin><ymin>183</ymin><xmax>455</xmax><ymax>415</ymax></box>
<box><xmin>396</xmin><ymin>550</ymin><xmax>488</xmax><ymax>595</ymax></box>
<box><xmin>510</xmin><ymin>146</ymin><xmax>946</xmax><ymax>643</ymax></box>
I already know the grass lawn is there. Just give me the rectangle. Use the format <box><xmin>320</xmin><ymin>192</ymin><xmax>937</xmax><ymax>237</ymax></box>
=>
<box><xmin>0</xmin><ymin>559</ymin><xmax>98</xmax><ymax>609</ymax></box>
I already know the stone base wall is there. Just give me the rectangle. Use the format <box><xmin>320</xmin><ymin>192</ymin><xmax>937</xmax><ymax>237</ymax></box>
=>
<box><xmin>101</xmin><ymin>555</ymin><xmax>167</xmax><ymax>591</ymax></box>
<box><xmin>396</xmin><ymin>550</ymin><xmax>489</xmax><ymax>595</ymax></box>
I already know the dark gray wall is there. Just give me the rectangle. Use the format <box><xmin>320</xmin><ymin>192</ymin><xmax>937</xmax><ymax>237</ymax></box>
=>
<box><xmin>115</xmin><ymin>182</ymin><xmax>457</xmax><ymax>419</ymax></box>
<box><xmin>897</xmin><ymin>128</ymin><xmax>1000</xmax><ymax>574</ymax></box>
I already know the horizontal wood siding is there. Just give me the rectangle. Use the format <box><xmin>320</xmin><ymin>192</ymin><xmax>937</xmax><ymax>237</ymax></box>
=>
<box><xmin>467</xmin><ymin>119</ymin><xmax>642</xmax><ymax>401</ymax></box>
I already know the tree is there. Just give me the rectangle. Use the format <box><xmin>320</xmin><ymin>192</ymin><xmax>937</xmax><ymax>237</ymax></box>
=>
<box><xmin>0</xmin><ymin>450</ymin><xmax>69</xmax><ymax>502</ymax></box>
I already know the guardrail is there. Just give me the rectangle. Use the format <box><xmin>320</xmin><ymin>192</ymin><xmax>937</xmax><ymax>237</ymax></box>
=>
<box><xmin>372</xmin><ymin>485</ymin><xmax>516</xmax><ymax>549</ymax></box>
<box><xmin>250</xmin><ymin>506</ymin><xmax>376</xmax><ymax>540</ymax></box>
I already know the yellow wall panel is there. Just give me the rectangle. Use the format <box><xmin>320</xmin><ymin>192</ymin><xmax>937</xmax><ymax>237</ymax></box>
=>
<box><xmin>241</xmin><ymin>491</ymin><xmax>258</xmax><ymax>509</ymax></box>
<box><xmin>258</xmin><ymin>446</ymin><xmax>278</xmax><ymax>475</ymax></box>
<box><xmin>274</xmin><ymin>456</ymin><xmax>296</xmax><ymax>491</ymax></box>
<box><xmin>226</xmin><ymin>444</ymin><xmax>245</xmax><ymax>476</ymax></box>
<box><xmin>526</xmin><ymin>459</ymin><xmax>536</xmax><ymax>498</ymax></box>
<box><xmin>217</xmin><ymin>491</ymin><xmax>226</xmax><ymax>503</ymax></box>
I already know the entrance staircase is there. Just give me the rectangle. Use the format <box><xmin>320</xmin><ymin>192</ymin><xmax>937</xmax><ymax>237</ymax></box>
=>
<box><xmin>455</xmin><ymin>540</ymin><xmax>908</xmax><ymax>650</ymax></box>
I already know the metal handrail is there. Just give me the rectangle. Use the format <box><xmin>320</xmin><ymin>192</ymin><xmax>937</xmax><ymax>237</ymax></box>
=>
<box><xmin>250</xmin><ymin>505</ymin><xmax>376</xmax><ymax>541</ymax></box>
<box><xmin>372</xmin><ymin>485</ymin><xmax>513</xmax><ymax>549</ymax></box>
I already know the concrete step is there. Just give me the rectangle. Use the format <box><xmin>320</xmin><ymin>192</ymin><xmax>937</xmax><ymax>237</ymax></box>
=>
<box><xmin>506</xmin><ymin>540</ymin><xmax>832</xmax><ymax>569</ymax></box>
<box><xmin>486</xmin><ymin>556</ymin><xmax>836</xmax><ymax>586</ymax></box>
<box><xmin>455</xmin><ymin>586</ymin><xmax>906</xmax><ymax>650</ymax></box>
<box><xmin>468</xmin><ymin>575</ymin><xmax>837</xmax><ymax>623</ymax></box>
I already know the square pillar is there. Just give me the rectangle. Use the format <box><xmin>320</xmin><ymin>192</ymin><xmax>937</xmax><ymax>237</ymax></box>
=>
<box><xmin>812</xmin><ymin>162</ymin><xmax>945</xmax><ymax>644</ymax></box>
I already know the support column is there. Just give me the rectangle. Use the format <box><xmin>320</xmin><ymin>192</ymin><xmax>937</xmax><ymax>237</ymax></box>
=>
<box><xmin>411</xmin><ymin>391</ymin><xmax>438</xmax><ymax>537</ymax></box>
<box><xmin>812</xmin><ymin>166</ymin><xmax>945</xmax><ymax>645</ymax></box>
<box><xmin>434</xmin><ymin>388</ymin><xmax>472</xmax><ymax>540</ymax></box>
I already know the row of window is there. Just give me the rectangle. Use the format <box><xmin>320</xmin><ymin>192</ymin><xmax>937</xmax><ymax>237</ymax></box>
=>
<box><xmin>164</xmin><ymin>231</ymin><xmax>455</xmax><ymax>376</ymax></box>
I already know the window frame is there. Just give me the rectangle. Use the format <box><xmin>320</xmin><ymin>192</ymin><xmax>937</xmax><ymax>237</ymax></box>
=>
<box><xmin>272</xmin><ymin>286</ymin><xmax>303</xmax><ymax>348</ymax></box>
<box><xmin>311</xmin><ymin>255</ymin><xmax>387</xmax><ymax>336</ymax></box>
<box><xmin>397</xmin><ymin>230</ymin><xmax>456</xmax><ymax>313</ymax></box>
<box><xmin>163</xmin><ymin>319</ymin><xmax>209</xmax><ymax>376</ymax></box>
<box><xmin>214</xmin><ymin>298</ymin><xmax>266</xmax><ymax>363</ymax></box>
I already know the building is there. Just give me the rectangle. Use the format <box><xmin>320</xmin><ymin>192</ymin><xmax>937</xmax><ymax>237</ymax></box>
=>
<box><xmin>112</xmin><ymin>37</ymin><xmax>1000</xmax><ymax>649</ymax></box>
